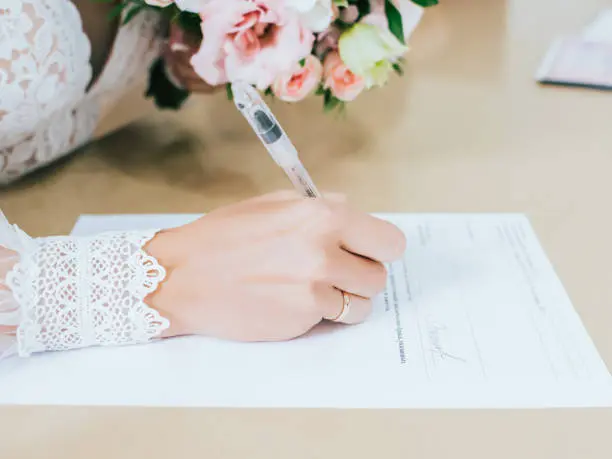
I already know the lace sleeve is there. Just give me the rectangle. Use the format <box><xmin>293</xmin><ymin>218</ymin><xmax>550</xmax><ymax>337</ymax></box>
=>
<box><xmin>0</xmin><ymin>211</ymin><xmax>170</xmax><ymax>359</ymax></box>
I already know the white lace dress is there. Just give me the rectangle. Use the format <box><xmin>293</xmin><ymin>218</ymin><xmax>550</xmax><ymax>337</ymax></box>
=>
<box><xmin>0</xmin><ymin>0</ymin><xmax>161</xmax><ymax>183</ymax></box>
<box><xmin>0</xmin><ymin>0</ymin><xmax>172</xmax><ymax>359</ymax></box>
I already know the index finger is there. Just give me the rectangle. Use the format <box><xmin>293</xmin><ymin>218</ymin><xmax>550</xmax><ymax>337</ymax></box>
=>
<box><xmin>336</xmin><ymin>206</ymin><xmax>406</xmax><ymax>263</ymax></box>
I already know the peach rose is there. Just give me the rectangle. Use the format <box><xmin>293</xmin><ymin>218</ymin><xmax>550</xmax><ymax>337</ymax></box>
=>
<box><xmin>272</xmin><ymin>55</ymin><xmax>322</xmax><ymax>102</ymax></box>
<box><xmin>322</xmin><ymin>51</ymin><xmax>365</xmax><ymax>102</ymax></box>
<box><xmin>190</xmin><ymin>0</ymin><xmax>314</xmax><ymax>90</ymax></box>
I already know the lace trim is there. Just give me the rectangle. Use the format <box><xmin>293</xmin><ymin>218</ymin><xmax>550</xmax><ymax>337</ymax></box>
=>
<box><xmin>6</xmin><ymin>230</ymin><xmax>169</xmax><ymax>357</ymax></box>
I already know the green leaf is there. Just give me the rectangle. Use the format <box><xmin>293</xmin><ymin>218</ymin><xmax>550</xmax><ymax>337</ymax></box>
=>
<box><xmin>333</xmin><ymin>0</ymin><xmax>349</xmax><ymax>7</ymax></box>
<box><xmin>320</xmin><ymin>88</ymin><xmax>347</xmax><ymax>115</ymax></box>
<box><xmin>108</xmin><ymin>2</ymin><xmax>128</xmax><ymax>20</ymax></box>
<box><xmin>264</xmin><ymin>87</ymin><xmax>274</xmax><ymax>96</ymax></box>
<box><xmin>177</xmin><ymin>12</ymin><xmax>204</xmax><ymax>38</ymax></box>
<box><xmin>385</xmin><ymin>0</ymin><xmax>404</xmax><ymax>44</ymax></box>
<box><xmin>123</xmin><ymin>5</ymin><xmax>144</xmax><ymax>25</ymax></box>
<box><xmin>324</xmin><ymin>99</ymin><xmax>340</xmax><ymax>113</ymax></box>
<box><xmin>323</xmin><ymin>88</ymin><xmax>331</xmax><ymax>103</ymax></box>
<box><xmin>411</xmin><ymin>0</ymin><xmax>438</xmax><ymax>7</ymax></box>
<box><xmin>146</xmin><ymin>58</ymin><xmax>190</xmax><ymax>110</ymax></box>
<box><xmin>392</xmin><ymin>62</ymin><xmax>404</xmax><ymax>76</ymax></box>
<box><xmin>315</xmin><ymin>85</ymin><xmax>326</xmax><ymax>96</ymax></box>
<box><xmin>299</xmin><ymin>58</ymin><xmax>306</xmax><ymax>67</ymax></box>
<box><xmin>225</xmin><ymin>83</ymin><xmax>234</xmax><ymax>101</ymax></box>
<box><xmin>323</xmin><ymin>90</ymin><xmax>345</xmax><ymax>114</ymax></box>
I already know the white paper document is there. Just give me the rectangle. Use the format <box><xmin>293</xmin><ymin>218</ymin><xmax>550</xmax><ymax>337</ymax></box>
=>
<box><xmin>535</xmin><ymin>9</ymin><xmax>612</xmax><ymax>90</ymax></box>
<box><xmin>584</xmin><ymin>9</ymin><xmax>612</xmax><ymax>43</ymax></box>
<box><xmin>1</xmin><ymin>213</ymin><xmax>610</xmax><ymax>408</ymax></box>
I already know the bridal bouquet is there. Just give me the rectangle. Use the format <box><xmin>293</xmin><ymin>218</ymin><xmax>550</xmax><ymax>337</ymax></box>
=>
<box><xmin>115</xmin><ymin>0</ymin><xmax>437</xmax><ymax>111</ymax></box>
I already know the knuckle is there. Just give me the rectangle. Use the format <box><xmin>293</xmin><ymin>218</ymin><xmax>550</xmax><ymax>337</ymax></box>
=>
<box><xmin>323</xmin><ymin>192</ymin><xmax>347</xmax><ymax>204</ymax></box>
<box><xmin>308</xmin><ymin>201</ymin><xmax>342</xmax><ymax>235</ymax></box>
<box><xmin>299</xmin><ymin>199</ymin><xmax>339</xmax><ymax>237</ymax></box>
<box><xmin>272</xmin><ymin>189</ymin><xmax>300</xmax><ymax>200</ymax></box>
<box><xmin>299</xmin><ymin>197</ymin><xmax>323</xmax><ymax>214</ymax></box>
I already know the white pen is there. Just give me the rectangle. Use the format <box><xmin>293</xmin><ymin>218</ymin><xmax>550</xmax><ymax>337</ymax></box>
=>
<box><xmin>231</xmin><ymin>81</ymin><xmax>321</xmax><ymax>198</ymax></box>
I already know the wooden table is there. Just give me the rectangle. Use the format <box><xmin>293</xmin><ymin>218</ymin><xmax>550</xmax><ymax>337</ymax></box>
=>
<box><xmin>2</xmin><ymin>0</ymin><xmax>612</xmax><ymax>457</ymax></box>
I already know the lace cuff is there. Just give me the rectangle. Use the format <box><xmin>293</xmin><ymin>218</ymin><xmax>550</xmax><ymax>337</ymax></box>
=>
<box><xmin>0</xmin><ymin>212</ymin><xmax>170</xmax><ymax>359</ymax></box>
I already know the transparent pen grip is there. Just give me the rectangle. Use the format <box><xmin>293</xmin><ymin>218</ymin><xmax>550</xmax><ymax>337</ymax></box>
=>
<box><xmin>283</xmin><ymin>163</ymin><xmax>320</xmax><ymax>198</ymax></box>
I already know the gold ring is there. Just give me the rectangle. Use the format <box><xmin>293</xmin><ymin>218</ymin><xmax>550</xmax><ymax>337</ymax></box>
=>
<box><xmin>329</xmin><ymin>290</ymin><xmax>351</xmax><ymax>323</ymax></box>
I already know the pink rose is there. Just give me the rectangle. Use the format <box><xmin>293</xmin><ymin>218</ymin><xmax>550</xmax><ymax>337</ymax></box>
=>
<box><xmin>322</xmin><ymin>51</ymin><xmax>365</xmax><ymax>102</ymax></box>
<box><xmin>190</xmin><ymin>0</ymin><xmax>315</xmax><ymax>90</ymax></box>
<box><xmin>272</xmin><ymin>55</ymin><xmax>322</xmax><ymax>102</ymax></box>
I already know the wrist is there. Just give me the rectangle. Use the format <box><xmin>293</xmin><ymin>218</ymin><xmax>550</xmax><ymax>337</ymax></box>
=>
<box><xmin>144</xmin><ymin>230</ymin><xmax>190</xmax><ymax>339</ymax></box>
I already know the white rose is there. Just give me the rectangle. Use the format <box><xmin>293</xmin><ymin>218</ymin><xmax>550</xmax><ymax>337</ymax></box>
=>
<box><xmin>286</xmin><ymin>0</ymin><xmax>335</xmax><ymax>32</ymax></box>
<box><xmin>368</xmin><ymin>0</ymin><xmax>424</xmax><ymax>42</ymax></box>
<box><xmin>339</xmin><ymin>21</ymin><xmax>408</xmax><ymax>88</ymax></box>
<box><xmin>394</xmin><ymin>0</ymin><xmax>424</xmax><ymax>42</ymax></box>
<box><xmin>174</xmin><ymin>0</ymin><xmax>210</xmax><ymax>13</ymax></box>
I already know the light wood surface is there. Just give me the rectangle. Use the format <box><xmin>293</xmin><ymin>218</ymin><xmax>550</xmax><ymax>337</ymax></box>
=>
<box><xmin>2</xmin><ymin>0</ymin><xmax>612</xmax><ymax>457</ymax></box>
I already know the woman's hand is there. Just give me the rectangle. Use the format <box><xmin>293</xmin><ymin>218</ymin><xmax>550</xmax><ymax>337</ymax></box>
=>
<box><xmin>164</xmin><ymin>23</ymin><xmax>219</xmax><ymax>94</ymax></box>
<box><xmin>146</xmin><ymin>191</ymin><xmax>406</xmax><ymax>342</ymax></box>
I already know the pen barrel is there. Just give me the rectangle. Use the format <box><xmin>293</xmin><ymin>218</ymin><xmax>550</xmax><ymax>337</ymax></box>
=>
<box><xmin>284</xmin><ymin>162</ymin><xmax>320</xmax><ymax>198</ymax></box>
<box><xmin>231</xmin><ymin>82</ymin><xmax>320</xmax><ymax>198</ymax></box>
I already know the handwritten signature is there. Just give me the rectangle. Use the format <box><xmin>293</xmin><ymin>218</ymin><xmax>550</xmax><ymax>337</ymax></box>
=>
<box><xmin>428</xmin><ymin>323</ymin><xmax>466</xmax><ymax>363</ymax></box>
